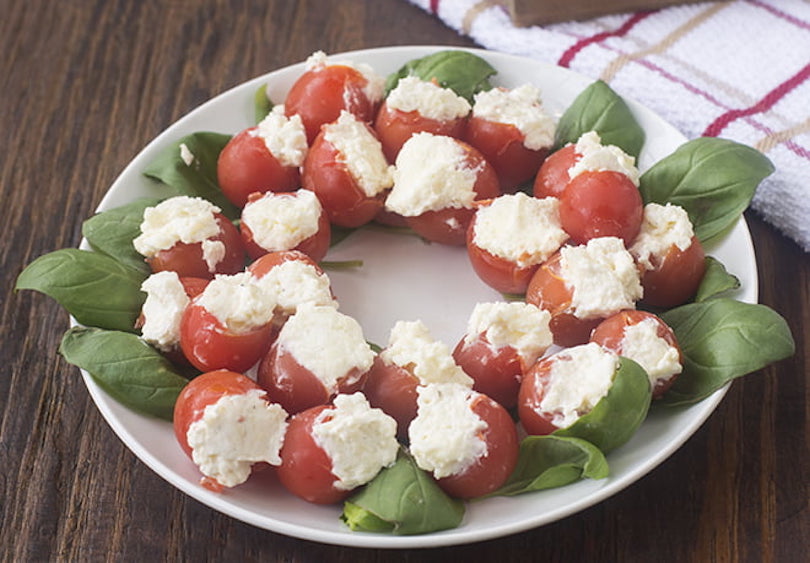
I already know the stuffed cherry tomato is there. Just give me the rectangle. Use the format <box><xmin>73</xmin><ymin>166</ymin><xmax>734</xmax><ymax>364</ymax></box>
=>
<box><xmin>409</xmin><ymin>383</ymin><xmax>519</xmax><ymax>499</ymax></box>
<box><xmin>133</xmin><ymin>196</ymin><xmax>246</xmax><ymax>279</ymax></box>
<box><xmin>239</xmin><ymin>189</ymin><xmax>331</xmax><ymax>262</ymax></box>
<box><xmin>466</xmin><ymin>192</ymin><xmax>568</xmax><ymax>294</ymax></box>
<box><xmin>453</xmin><ymin>301</ymin><xmax>553</xmax><ymax>409</ymax></box>
<box><xmin>591</xmin><ymin>310</ymin><xmax>683</xmax><ymax>399</ymax></box>
<box><xmin>216</xmin><ymin>106</ymin><xmax>307</xmax><ymax>208</ymax></box>
<box><xmin>179</xmin><ymin>272</ymin><xmax>277</xmax><ymax>373</ymax></box>
<box><xmin>384</xmin><ymin>132</ymin><xmax>500</xmax><ymax>246</ymax></box>
<box><xmin>526</xmin><ymin>237</ymin><xmax>643</xmax><ymax>347</ymax></box>
<box><xmin>363</xmin><ymin>320</ymin><xmax>473</xmax><ymax>438</ymax></box>
<box><xmin>173</xmin><ymin>369</ymin><xmax>288</xmax><ymax>491</ymax></box>
<box><xmin>256</xmin><ymin>303</ymin><xmax>375</xmax><ymax>415</ymax></box>
<box><xmin>302</xmin><ymin>111</ymin><xmax>393</xmax><ymax>227</ymax></box>
<box><xmin>464</xmin><ymin>85</ymin><xmax>555</xmax><ymax>191</ymax></box>
<box><xmin>373</xmin><ymin>76</ymin><xmax>470</xmax><ymax>162</ymax></box>
<box><xmin>276</xmin><ymin>393</ymin><xmax>398</xmax><ymax>504</ymax></box>
<box><xmin>284</xmin><ymin>51</ymin><xmax>383</xmax><ymax>143</ymax></box>
<box><xmin>629</xmin><ymin>203</ymin><xmax>706</xmax><ymax>308</ymax></box>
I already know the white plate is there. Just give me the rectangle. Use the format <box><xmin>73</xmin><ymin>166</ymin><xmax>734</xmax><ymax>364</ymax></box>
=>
<box><xmin>80</xmin><ymin>46</ymin><xmax>758</xmax><ymax>548</ymax></box>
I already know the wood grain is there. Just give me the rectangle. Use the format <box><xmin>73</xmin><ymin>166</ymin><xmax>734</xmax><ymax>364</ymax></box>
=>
<box><xmin>1</xmin><ymin>1</ymin><xmax>807</xmax><ymax>561</ymax></box>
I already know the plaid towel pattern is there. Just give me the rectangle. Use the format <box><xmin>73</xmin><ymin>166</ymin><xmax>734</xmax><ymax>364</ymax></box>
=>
<box><xmin>408</xmin><ymin>0</ymin><xmax>810</xmax><ymax>251</ymax></box>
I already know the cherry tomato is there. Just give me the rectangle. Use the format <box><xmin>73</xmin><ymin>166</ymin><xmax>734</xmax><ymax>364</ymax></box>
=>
<box><xmin>302</xmin><ymin>128</ymin><xmax>386</xmax><ymax>228</ymax></box>
<box><xmin>452</xmin><ymin>334</ymin><xmax>524</xmax><ymax>409</ymax></box>
<box><xmin>179</xmin><ymin>276</ymin><xmax>210</xmax><ymax>299</ymax></box>
<box><xmin>239</xmin><ymin>191</ymin><xmax>331</xmax><ymax>262</ymax></box>
<box><xmin>590</xmin><ymin>310</ymin><xmax>682</xmax><ymax>399</ymax></box>
<box><xmin>559</xmin><ymin>170</ymin><xmax>643</xmax><ymax>246</ymax></box>
<box><xmin>638</xmin><ymin>235</ymin><xmax>706</xmax><ymax>308</ymax></box>
<box><xmin>285</xmin><ymin>63</ymin><xmax>379</xmax><ymax>143</ymax></box>
<box><xmin>146</xmin><ymin>213</ymin><xmax>245</xmax><ymax>279</ymax></box>
<box><xmin>247</xmin><ymin>248</ymin><xmax>325</xmax><ymax>279</ymax></box>
<box><xmin>216</xmin><ymin>127</ymin><xmax>301</xmax><ymax>208</ymax></box>
<box><xmin>374</xmin><ymin>100</ymin><xmax>467</xmax><ymax>163</ymax></box>
<box><xmin>362</xmin><ymin>356</ymin><xmax>420</xmax><ymax>439</ymax></box>
<box><xmin>533</xmin><ymin>144</ymin><xmax>577</xmax><ymax>199</ymax></box>
<box><xmin>465</xmin><ymin>115</ymin><xmax>548</xmax><ymax>191</ymax></box>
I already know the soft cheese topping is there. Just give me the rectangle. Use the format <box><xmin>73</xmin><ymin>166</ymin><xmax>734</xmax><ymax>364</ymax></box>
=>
<box><xmin>560</xmin><ymin>237</ymin><xmax>643</xmax><ymax>319</ymax></box>
<box><xmin>408</xmin><ymin>383</ymin><xmax>488</xmax><ymax>479</ymax></box>
<box><xmin>196</xmin><ymin>272</ymin><xmax>276</xmax><ymax>333</ymax></box>
<box><xmin>179</xmin><ymin>143</ymin><xmax>196</xmax><ymax>167</ymax></box>
<box><xmin>277</xmin><ymin>303</ymin><xmax>375</xmax><ymax>393</ymax></box>
<box><xmin>241</xmin><ymin>189</ymin><xmax>322</xmax><ymax>252</ymax></box>
<box><xmin>311</xmin><ymin>393</ymin><xmax>399</xmax><ymax>490</ymax></box>
<box><xmin>139</xmin><ymin>271</ymin><xmax>190</xmax><ymax>351</ymax></box>
<box><xmin>186</xmin><ymin>389</ymin><xmax>288</xmax><ymax>488</ymax></box>
<box><xmin>620</xmin><ymin>317</ymin><xmax>682</xmax><ymax>386</ymax></box>
<box><xmin>463</xmin><ymin>301</ymin><xmax>553</xmax><ymax>365</ymax></box>
<box><xmin>251</xmin><ymin>104</ymin><xmax>308</xmax><ymax>167</ymax></box>
<box><xmin>305</xmin><ymin>50</ymin><xmax>384</xmax><ymax>103</ymax></box>
<box><xmin>568</xmin><ymin>131</ymin><xmax>640</xmax><ymax>186</ymax></box>
<box><xmin>386</xmin><ymin>75</ymin><xmax>471</xmax><ymax>121</ymax></box>
<box><xmin>133</xmin><ymin>196</ymin><xmax>222</xmax><ymax>258</ymax></box>
<box><xmin>380</xmin><ymin>320</ymin><xmax>473</xmax><ymax>386</ymax></box>
<box><xmin>386</xmin><ymin>132</ymin><xmax>479</xmax><ymax>216</ymax></box>
<box><xmin>472</xmin><ymin>84</ymin><xmax>555</xmax><ymax>150</ymax></box>
<box><xmin>323</xmin><ymin>110</ymin><xmax>394</xmax><ymax>197</ymax></box>
<box><xmin>630</xmin><ymin>203</ymin><xmax>695</xmax><ymax>271</ymax></box>
<box><xmin>538</xmin><ymin>343</ymin><xmax>618</xmax><ymax>428</ymax></box>
<box><xmin>472</xmin><ymin>193</ymin><xmax>568</xmax><ymax>267</ymax></box>
<box><xmin>252</xmin><ymin>258</ymin><xmax>337</xmax><ymax>316</ymax></box>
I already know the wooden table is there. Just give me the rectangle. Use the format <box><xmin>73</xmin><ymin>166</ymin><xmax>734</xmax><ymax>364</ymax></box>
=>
<box><xmin>2</xmin><ymin>1</ymin><xmax>807</xmax><ymax>560</ymax></box>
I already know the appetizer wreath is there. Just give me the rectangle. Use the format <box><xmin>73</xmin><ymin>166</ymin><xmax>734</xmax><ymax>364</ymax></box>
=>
<box><xmin>17</xmin><ymin>50</ymin><xmax>795</xmax><ymax>536</ymax></box>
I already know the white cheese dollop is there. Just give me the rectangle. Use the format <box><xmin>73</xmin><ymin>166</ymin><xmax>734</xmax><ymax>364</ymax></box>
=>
<box><xmin>620</xmin><ymin>317</ymin><xmax>683</xmax><ymax>386</ymax></box>
<box><xmin>132</xmin><ymin>196</ymin><xmax>222</xmax><ymax>258</ymax></box>
<box><xmin>241</xmin><ymin>190</ymin><xmax>322</xmax><ymax>252</ymax></box>
<box><xmin>139</xmin><ymin>271</ymin><xmax>190</xmax><ymax>351</ymax></box>
<box><xmin>379</xmin><ymin>320</ymin><xmax>472</xmax><ymax>386</ymax></box>
<box><xmin>179</xmin><ymin>143</ymin><xmax>196</xmax><ymax>167</ymax></box>
<box><xmin>472</xmin><ymin>193</ymin><xmax>568</xmax><ymax>267</ymax></box>
<box><xmin>630</xmin><ymin>203</ymin><xmax>695</xmax><ymax>271</ymax></box>
<box><xmin>386</xmin><ymin>132</ymin><xmax>479</xmax><ymax>216</ymax></box>
<box><xmin>538</xmin><ymin>343</ymin><xmax>618</xmax><ymax>428</ymax></box>
<box><xmin>251</xmin><ymin>258</ymin><xmax>337</xmax><ymax>316</ymax></box>
<box><xmin>385</xmin><ymin>75</ymin><xmax>471</xmax><ymax>122</ymax></box>
<box><xmin>472</xmin><ymin>84</ymin><xmax>555</xmax><ymax>150</ymax></box>
<box><xmin>463</xmin><ymin>301</ymin><xmax>553</xmax><ymax>366</ymax></box>
<box><xmin>560</xmin><ymin>237</ymin><xmax>643</xmax><ymax>319</ymax></box>
<box><xmin>196</xmin><ymin>272</ymin><xmax>277</xmax><ymax>334</ymax></box>
<box><xmin>251</xmin><ymin>104</ymin><xmax>308</xmax><ymax>167</ymax></box>
<box><xmin>311</xmin><ymin>393</ymin><xmax>399</xmax><ymax>490</ymax></box>
<box><xmin>186</xmin><ymin>389</ymin><xmax>288</xmax><ymax>488</ymax></box>
<box><xmin>408</xmin><ymin>383</ymin><xmax>488</xmax><ymax>479</ymax></box>
<box><xmin>568</xmin><ymin>131</ymin><xmax>640</xmax><ymax>186</ymax></box>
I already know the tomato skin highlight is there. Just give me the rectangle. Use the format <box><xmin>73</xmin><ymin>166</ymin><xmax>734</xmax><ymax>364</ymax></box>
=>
<box><xmin>216</xmin><ymin>128</ymin><xmax>301</xmax><ymax>208</ymax></box>
<box><xmin>452</xmin><ymin>334</ymin><xmax>524</xmax><ymax>409</ymax></box>
<box><xmin>435</xmin><ymin>394</ymin><xmax>519</xmax><ymax>499</ymax></box>
<box><xmin>374</xmin><ymin>102</ymin><xmax>467</xmax><ymax>163</ymax></box>
<box><xmin>465</xmin><ymin>213</ymin><xmax>539</xmax><ymax>294</ymax></box>
<box><xmin>362</xmin><ymin>356</ymin><xmax>420</xmax><ymax>440</ymax></box>
<box><xmin>276</xmin><ymin>405</ymin><xmax>350</xmax><ymax>504</ymax></box>
<box><xmin>147</xmin><ymin>214</ymin><xmax>245</xmax><ymax>279</ymax></box>
<box><xmin>533</xmin><ymin>144</ymin><xmax>578</xmax><ymax>199</ymax></box>
<box><xmin>518</xmin><ymin>354</ymin><xmax>565</xmax><ymax>436</ymax></box>
<box><xmin>256</xmin><ymin>341</ymin><xmax>332</xmax><ymax>415</ymax></box>
<box><xmin>639</xmin><ymin>235</ymin><xmax>706</xmax><ymax>308</ymax></box>
<box><xmin>559</xmin><ymin>170</ymin><xmax>643</xmax><ymax>246</ymax></box>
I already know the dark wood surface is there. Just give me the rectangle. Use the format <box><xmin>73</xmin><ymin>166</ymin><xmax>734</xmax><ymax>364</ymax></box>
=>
<box><xmin>2</xmin><ymin>1</ymin><xmax>807</xmax><ymax>561</ymax></box>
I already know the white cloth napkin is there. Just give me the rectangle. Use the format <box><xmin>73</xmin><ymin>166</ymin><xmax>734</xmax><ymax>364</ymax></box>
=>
<box><xmin>407</xmin><ymin>0</ymin><xmax>810</xmax><ymax>251</ymax></box>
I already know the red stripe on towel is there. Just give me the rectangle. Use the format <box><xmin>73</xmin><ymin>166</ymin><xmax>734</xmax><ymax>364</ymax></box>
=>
<box><xmin>430</xmin><ymin>0</ymin><xmax>440</xmax><ymax>14</ymax></box>
<box><xmin>557</xmin><ymin>11</ymin><xmax>653</xmax><ymax>68</ymax></box>
<box><xmin>703</xmin><ymin>62</ymin><xmax>810</xmax><ymax>137</ymax></box>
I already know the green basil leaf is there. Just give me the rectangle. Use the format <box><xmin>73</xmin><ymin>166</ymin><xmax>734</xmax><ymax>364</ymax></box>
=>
<box><xmin>554</xmin><ymin>357</ymin><xmax>652</xmax><ymax>453</ymax></box>
<box><xmin>142</xmin><ymin>132</ymin><xmax>239</xmax><ymax>219</ymax></box>
<box><xmin>554</xmin><ymin>80</ymin><xmax>645</xmax><ymax>158</ymax></box>
<box><xmin>341</xmin><ymin>448</ymin><xmax>464</xmax><ymax>535</ymax></box>
<box><xmin>694</xmin><ymin>256</ymin><xmax>740</xmax><ymax>302</ymax></box>
<box><xmin>81</xmin><ymin>197</ymin><xmax>161</xmax><ymax>275</ymax></box>
<box><xmin>16</xmin><ymin>248</ymin><xmax>147</xmax><ymax>332</ymax></box>
<box><xmin>254</xmin><ymin>83</ymin><xmax>273</xmax><ymax>124</ymax></box>
<box><xmin>659</xmin><ymin>299</ymin><xmax>795</xmax><ymax>406</ymax></box>
<box><xmin>639</xmin><ymin>138</ymin><xmax>774</xmax><ymax>244</ymax></box>
<box><xmin>493</xmin><ymin>435</ymin><xmax>608</xmax><ymax>497</ymax></box>
<box><xmin>59</xmin><ymin>326</ymin><xmax>188</xmax><ymax>420</ymax></box>
<box><xmin>384</xmin><ymin>50</ymin><xmax>496</xmax><ymax>102</ymax></box>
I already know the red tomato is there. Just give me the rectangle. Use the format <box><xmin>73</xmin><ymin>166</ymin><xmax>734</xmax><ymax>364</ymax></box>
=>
<box><xmin>525</xmin><ymin>251</ymin><xmax>602</xmax><ymax>347</ymax></box>
<box><xmin>285</xmin><ymin>64</ymin><xmax>378</xmax><ymax>143</ymax></box>
<box><xmin>362</xmin><ymin>356</ymin><xmax>420</xmax><ymax>439</ymax></box>
<box><xmin>638</xmin><ymin>235</ymin><xmax>706</xmax><ymax>308</ymax></box>
<box><xmin>533</xmin><ymin>144</ymin><xmax>577</xmax><ymax>199</ymax></box>
<box><xmin>179</xmin><ymin>301</ymin><xmax>276</xmax><ymax>373</ymax></box>
<box><xmin>590</xmin><ymin>310</ymin><xmax>682</xmax><ymax>399</ymax></box>
<box><xmin>465</xmin><ymin>115</ymin><xmax>548</xmax><ymax>191</ymax></box>
<box><xmin>179</xmin><ymin>276</ymin><xmax>210</xmax><ymax>299</ymax></box>
<box><xmin>518</xmin><ymin>354</ymin><xmax>564</xmax><ymax>436</ymax></box>
<box><xmin>301</xmin><ymin>130</ymin><xmax>385</xmax><ymax>228</ymax></box>
<box><xmin>435</xmin><ymin>392</ymin><xmax>519</xmax><ymax>499</ymax></box>
<box><xmin>247</xmin><ymin>248</ymin><xmax>327</xmax><ymax>280</ymax></box>
<box><xmin>239</xmin><ymin>191</ymin><xmax>331</xmax><ymax>262</ymax></box>
<box><xmin>559</xmin><ymin>170</ymin><xmax>643</xmax><ymax>246</ymax></box>
<box><xmin>147</xmin><ymin>213</ymin><xmax>246</xmax><ymax>280</ymax></box>
<box><xmin>276</xmin><ymin>404</ymin><xmax>351</xmax><ymax>504</ymax></box>
<box><xmin>452</xmin><ymin>334</ymin><xmax>524</xmax><ymax>409</ymax></box>
<box><xmin>216</xmin><ymin>127</ymin><xmax>301</xmax><ymax>208</ymax></box>
<box><xmin>373</xmin><ymin>101</ymin><xmax>467</xmax><ymax>163</ymax></box>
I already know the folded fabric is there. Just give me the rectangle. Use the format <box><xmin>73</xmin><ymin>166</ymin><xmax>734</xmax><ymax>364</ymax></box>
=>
<box><xmin>407</xmin><ymin>0</ymin><xmax>810</xmax><ymax>252</ymax></box>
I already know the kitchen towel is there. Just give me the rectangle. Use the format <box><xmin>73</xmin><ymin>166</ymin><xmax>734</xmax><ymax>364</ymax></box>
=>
<box><xmin>408</xmin><ymin>0</ymin><xmax>810</xmax><ymax>252</ymax></box>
